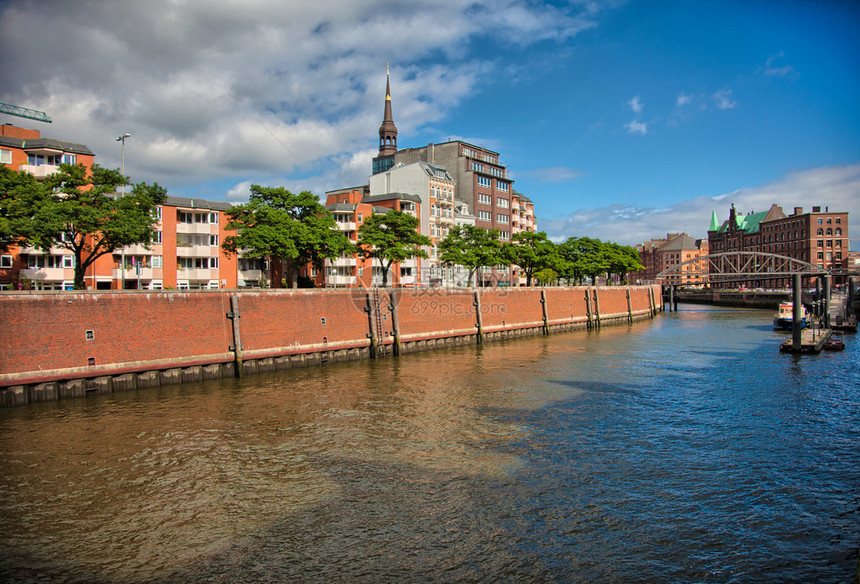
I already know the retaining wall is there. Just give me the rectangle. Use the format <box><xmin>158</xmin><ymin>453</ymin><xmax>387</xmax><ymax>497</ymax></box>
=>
<box><xmin>0</xmin><ymin>285</ymin><xmax>662</xmax><ymax>406</ymax></box>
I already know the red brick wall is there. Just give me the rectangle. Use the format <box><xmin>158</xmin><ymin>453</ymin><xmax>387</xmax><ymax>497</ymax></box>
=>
<box><xmin>0</xmin><ymin>286</ymin><xmax>660</xmax><ymax>386</ymax></box>
<box><xmin>396</xmin><ymin>289</ymin><xmax>476</xmax><ymax>339</ymax></box>
<box><xmin>236</xmin><ymin>289</ymin><xmax>372</xmax><ymax>357</ymax></box>
<box><xmin>481</xmin><ymin>288</ymin><xmax>543</xmax><ymax>329</ymax></box>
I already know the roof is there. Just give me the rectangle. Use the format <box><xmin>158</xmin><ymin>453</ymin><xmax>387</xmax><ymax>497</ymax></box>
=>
<box><xmin>362</xmin><ymin>192</ymin><xmax>421</xmax><ymax>204</ymax></box>
<box><xmin>326</xmin><ymin>203</ymin><xmax>357</xmax><ymax>212</ymax></box>
<box><xmin>660</xmin><ymin>233</ymin><xmax>699</xmax><ymax>251</ymax></box>
<box><xmin>0</xmin><ymin>135</ymin><xmax>94</xmax><ymax>156</ymax></box>
<box><xmin>163</xmin><ymin>195</ymin><xmax>232</xmax><ymax>211</ymax></box>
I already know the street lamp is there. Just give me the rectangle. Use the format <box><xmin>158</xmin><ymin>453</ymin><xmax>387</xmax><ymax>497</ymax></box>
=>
<box><xmin>116</xmin><ymin>132</ymin><xmax>131</xmax><ymax>195</ymax></box>
<box><xmin>116</xmin><ymin>132</ymin><xmax>131</xmax><ymax>289</ymax></box>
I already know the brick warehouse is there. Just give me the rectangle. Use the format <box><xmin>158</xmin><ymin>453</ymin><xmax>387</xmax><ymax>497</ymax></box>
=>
<box><xmin>0</xmin><ymin>285</ymin><xmax>662</xmax><ymax>406</ymax></box>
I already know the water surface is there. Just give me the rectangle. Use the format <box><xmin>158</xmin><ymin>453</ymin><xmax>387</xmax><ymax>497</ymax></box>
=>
<box><xmin>1</xmin><ymin>305</ymin><xmax>857</xmax><ymax>583</ymax></box>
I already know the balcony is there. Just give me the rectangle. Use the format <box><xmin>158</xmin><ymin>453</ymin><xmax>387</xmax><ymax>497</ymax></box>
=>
<box><xmin>239</xmin><ymin>269</ymin><xmax>263</xmax><ymax>281</ymax></box>
<box><xmin>113</xmin><ymin>267</ymin><xmax>156</xmax><ymax>280</ymax></box>
<box><xmin>122</xmin><ymin>244</ymin><xmax>159</xmax><ymax>255</ymax></box>
<box><xmin>175</xmin><ymin>222</ymin><xmax>217</xmax><ymax>235</ymax></box>
<box><xmin>18</xmin><ymin>164</ymin><xmax>59</xmax><ymax>180</ymax></box>
<box><xmin>176</xmin><ymin>245</ymin><xmax>216</xmax><ymax>258</ymax></box>
<box><xmin>20</xmin><ymin>267</ymin><xmax>71</xmax><ymax>282</ymax></box>
<box><xmin>177</xmin><ymin>268</ymin><xmax>216</xmax><ymax>280</ymax></box>
<box><xmin>326</xmin><ymin>257</ymin><xmax>357</xmax><ymax>268</ymax></box>
<box><xmin>326</xmin><ymin>275</ymin><xmax>357</xmax><ymax>286</ymax></box>
<box><xmin>335</xmin><ymin>221</ymin><xmax>357</xmax><ymax>231</ymax></box>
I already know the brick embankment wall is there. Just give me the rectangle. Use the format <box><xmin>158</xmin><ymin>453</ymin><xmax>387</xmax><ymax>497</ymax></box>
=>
<box><xmin>0</xmin><ymin>285</ymin><xmax>662</xmax><ymax>407</ymax></box>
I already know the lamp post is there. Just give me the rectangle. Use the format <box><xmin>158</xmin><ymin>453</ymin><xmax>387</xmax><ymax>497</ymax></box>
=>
<box><xmin>116</xmin><ymin>133</ymin><xmax>131</xmax><ymax>289</ymax></box>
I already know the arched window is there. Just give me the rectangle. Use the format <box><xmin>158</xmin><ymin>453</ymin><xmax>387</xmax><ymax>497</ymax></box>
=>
<box><xmin>817</xmin><ymin>228</ymin><xmax>824</xmax><ymax>236</ymax></box>
<box><xmin>826</xmin><ymin>228</ymin><xmax>833</xmax><ymax>236</ymax></box>
<box><xmin>835</xmin><ymin>228</ymin><xmax>842</xmax><ymax>235</ymax></box>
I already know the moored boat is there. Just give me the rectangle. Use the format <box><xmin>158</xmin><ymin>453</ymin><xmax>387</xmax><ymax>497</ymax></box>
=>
<box><xmin>773</xmin><ymin>302</ymin><xmax>808</xmax><ymax>331</ymax></box>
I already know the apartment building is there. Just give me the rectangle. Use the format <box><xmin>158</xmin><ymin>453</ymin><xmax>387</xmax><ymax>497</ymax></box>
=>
<box><xmin>1</xmin><ymin>123</ymin><xmax>94</xmax><ymax>180</ymax></box>
<box><xmin>1</xmin><ymin>195</ymin><xmax>246</xmax><ymax>290</ymax></box>
<box><xmin>323</xmin><ymin>189</ymin><xmax>422</xmax><ymax>287</ymax></box>
<box><xmin>369</xmin><ymin>160</ymin><xmax>458</xmax><ymax>286</ymax></box>
<box><xmin>510</xmin><ymin>192</ymin><xmax>537</xmax><ymax>235</ymax></box>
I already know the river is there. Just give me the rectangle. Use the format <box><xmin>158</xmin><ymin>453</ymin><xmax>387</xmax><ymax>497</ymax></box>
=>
<box><xmin>0</xmin><ymin>305</ymin><xmax>857</xmax><ymax>583</ymax></box>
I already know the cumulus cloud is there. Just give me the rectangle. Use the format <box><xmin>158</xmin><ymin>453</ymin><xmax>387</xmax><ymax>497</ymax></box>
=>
<box><xmin>625</xmin><ymin>120</ymin><xmax>648</xmax><ymax>135</ymax></box>
<box><xmin>541</xmin><ymin>163</ymin><xmax>860</xmax><ymax>248</ymax></box>
<box><xmin>676</xmin><ymin>92</ymin><xmax>693</xmax><ymax>106</ymax></box>
<box><xmin>0</xmin><ymin>0</ymin><xmax>606</xmax><ymax>196</ymax></box>
<box><xmin>713</xmin><ymin>89</ymin><xmax>737</xmax><ymax>110</ymax></box>
<box><xmin>628</xmin><ymin>95</ymin><xmax>643</xmax><ymax>114</ymax></box>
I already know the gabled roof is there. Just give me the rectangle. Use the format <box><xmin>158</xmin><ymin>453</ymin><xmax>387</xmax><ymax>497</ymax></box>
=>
<box><xmin>326</xmin><ymin>203</ymin><xmax>357</xmax><ymax>212</ymax></box>
<box><xmin>659</xmin><ymin>233</ymin><xmax>699</xmax><ymax>251</ymax></box>
<box><xmin>0</xmin><ymin>135</ymin><xmax>94</xmax><ymax>156</ymax></box>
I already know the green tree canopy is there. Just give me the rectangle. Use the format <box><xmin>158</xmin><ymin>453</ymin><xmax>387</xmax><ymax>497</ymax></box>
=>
<box><xmin>438</xmin><ymin>225</ymin><xmax>505</xmax><ymax>287</ymax></box>
<box><xmin>222</xmin><ymin>185</ymin><xmax>353</xmax><ymax>288</ymax></box>
<box><xmin>3</xmin><ymin>163</ymin><xmax>166</xmax><ymax>289</ymax></box>
<box><xmin>0</xmin><ymin>165</ymin><xmax>44</xmax><ymax>253</ymax></box>
<box><xmin>505</xmin><ymin>231</ymin><xmax>559</xmax><ymax>286</ymax></box>
<box><xmin>604</xmin><ymin>242</ymin><xmax>644</xmax><ymax>284</ymax></box>
<box><xmin>357</xmin><ymin>209</ymin><xmax>430</xmax><ymax>287</ymax></box>
<box><xmin>558</xmin><ymin>236</ymin><xmax>608</xmax><ymax>285</ymax></box>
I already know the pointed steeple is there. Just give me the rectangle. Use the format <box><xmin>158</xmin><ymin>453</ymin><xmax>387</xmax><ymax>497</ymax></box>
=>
<box><xmin>378</xmin><ymin>64</ymin><xmax>398</xmax><ymax>157</ymax></box>
<box><xmin>708</xmin><ymin>210</ymin><xmax>719</xmax><ymax>232</ymax></box>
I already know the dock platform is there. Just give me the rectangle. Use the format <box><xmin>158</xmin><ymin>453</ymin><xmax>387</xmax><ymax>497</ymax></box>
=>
<box><xmin>780</xmin><ymin>328</ymin><xmax>832</xmax><ymax>354</ymax></box>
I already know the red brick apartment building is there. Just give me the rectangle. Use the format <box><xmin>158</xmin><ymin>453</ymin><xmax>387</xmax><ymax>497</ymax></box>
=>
<box><xmin>709</xmin><ymin>204</ymin><xmax>850</xmax><ymax>287</ymax></box>
<box><xmin>1</xmin><ymin>124</ymin><xmax>245</xmax><ymax>290</ymax></box>
<box><xmin>322</xmin><ymin>188</ymin><xmax>422</xmax><ymax>288</ymax></box>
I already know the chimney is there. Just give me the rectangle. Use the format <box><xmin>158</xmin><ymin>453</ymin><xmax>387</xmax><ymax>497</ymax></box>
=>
<box><xmin>793</xmin><ymin>207</ymin><xmax>803</xmax><ymax>216</ymax></box>
<box><xmin>812</xmin><ymin>206</ymin><xmax>821</xmax><ymax>212</ymax></box>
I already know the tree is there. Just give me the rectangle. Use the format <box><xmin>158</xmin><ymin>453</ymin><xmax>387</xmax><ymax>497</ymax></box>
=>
<box><xmin>604</xmin><ymin>242</ymin><xmax>644</xmax><ymax>284</ymax></box>
<box><xmin>558</xmin><ymin>236</ymin><xmax>609</xmax><ymax>285</ymax></box>
<box><xmin>11</xmin><ymin>163</ymin><xmax>166</xmax><ymax>289</ymax></box>
<box><xmin>438</xmin><ymin>225</ymin><xmax>505</xmax><ymax>287</ymax></box>
<box><xmin>0</xmin><ymin>166</ymin><xmax>45</xmax><ymax>253</ymax></box>
<box><xmin>357</xmin><ymin>210</ymin><xmax>430</xmax><ymax>287</ymax></box>
<box><xmin>222</xmin><ymin>186</ymin><xmax>353</xmax><ymax>288</ymax></box>
<box><xmin>505</xmin><ymin>231</ymin><xmax>559</xmax><ymax>286</ymax></box>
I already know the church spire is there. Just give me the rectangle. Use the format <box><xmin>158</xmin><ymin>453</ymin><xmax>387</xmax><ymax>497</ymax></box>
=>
<box><xmin>378</xmin><ymin>64</ymin><xmax>398</xmax><ymax>157</ymax></box>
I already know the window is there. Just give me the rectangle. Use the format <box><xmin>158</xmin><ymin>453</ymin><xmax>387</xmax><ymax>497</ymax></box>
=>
<box><xmin>0</xmin><ymin>255</ymin><xmax>12</xmax><ymax>268</ymax></box>
<box><xmin>209</xmin><ymin>212</ymin><xmax>218</xmax><ymax>224</ymax></box>
<box><xmin>497</xmin><ymin>197</ymin><xmax>509</xmax><ymax>208</ymax></box>
<box><xmin>478</xmin><ymin>194</ymin><xmax>491</xmax><ymax>205</ymax></box>
<box><xmin>152</xmin><ymin>255</ymin><xmax>163</xmax><ymax>268</ymax></box>
<box><xmin>497</xmin><ymin>214</ymin><xmax>509</xmax><ymax>224</ymax></box>
<box><xmin>153</xmin><ymin>231</ymin><xmax>162</xmax><ymax>244</ymax></box>
<box><xmin>62</xmin><ymin>255</ymin><xmax>74</xmax><ymax>268</ymax></box>
<box><xmin>209</xmin><ymin>257</ymin><xmax>219</xmax><ymax>269</ymax></box>
<box><xmin>496</xmin><ymin>181</ymin><xmax>509</xmax><ymax>192</ymax></box>
<box><xmin>209</xmin><ymin>234</ymin><xmax>219</xmax><ymax>246</ymax></box>
<box><xmin>477</xmin><ymin>176</ymin><xmax>491</xmax><ymax>188</ymax></box>
<box><xmin>817</xmin><ymin>228</ymin><xmax>823</xmax><ymax>236</ymax></box>
<box><xmin>156</xmin><ymin>206</ymin><xmax>162</xmax><ymax>220</ymax></box>
<box><xmin>0</xmin><ymin>149</ymin><xmax>11</xmax><ymax>164</ymax></box>
<box><xmin>471</xmin><ymin>162</ymin><xmax>485</xmax><ymax>173</ymax></box>
<box><xmin>477</xmin><ymin>211</ymin><xmax>492</xmax><ymax>222</ymax></box>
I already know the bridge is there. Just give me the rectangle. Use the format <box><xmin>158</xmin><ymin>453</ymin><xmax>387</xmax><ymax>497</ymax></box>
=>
<box><xmin>655</xmin><ymin>251</ymin><xmax>827</xmax><ymax>285</ymax></box>
<box><xmin>655</xmin><ymin>251</ymin><xmax>853</xmax><ymax>353</ymax></box>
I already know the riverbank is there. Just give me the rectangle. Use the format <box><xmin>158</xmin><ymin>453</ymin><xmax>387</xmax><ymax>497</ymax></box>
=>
<box><xmin>0</xmin><ymin>285</ymin><xmax>662</xmax><ymax>407</ymax></box>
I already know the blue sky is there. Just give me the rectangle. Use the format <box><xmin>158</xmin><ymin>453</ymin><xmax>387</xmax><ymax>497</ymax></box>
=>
<box><xmin>1</xmin><ymin>0</ymin><xmax>858</xmax><ymax>248</ymax></box>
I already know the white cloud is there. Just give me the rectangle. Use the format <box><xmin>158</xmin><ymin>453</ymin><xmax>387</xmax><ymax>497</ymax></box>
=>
<box><xmin>0</xmin><ymin>0</ymin><xmax>605</xmax><ymax>197</ymax></box>
<box><xmin>521</xmin><ymin>167</ymin><xmax>583</xmax><ymax>183</ymax></box>
<box><xmin>676</xmin><ymin>92</ymin><xmax>693</xmax><ymax>106</ymax></box>
<box><xmin>625</xmin><ymin>120</ymin><xmax>648</xmax><ymax>135</ymax></box>
<box><xmin>761</xmin><ymin>51</ymin><xmax>797</xmax><ymax>78</ymax></box>
<box><xmin>540</xmin><ymin>163</ymin><xmax>860</xmax><ymax>248</ymax></box>
<box><xmin>628</xmin><ymin>95</ymin><xmax>643</xmax><ymax>114</ymax></box>
<box><xmin>713</xmin><ymin>89</ymin><xmax>737</xmax><ymax>110</ymax></box>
